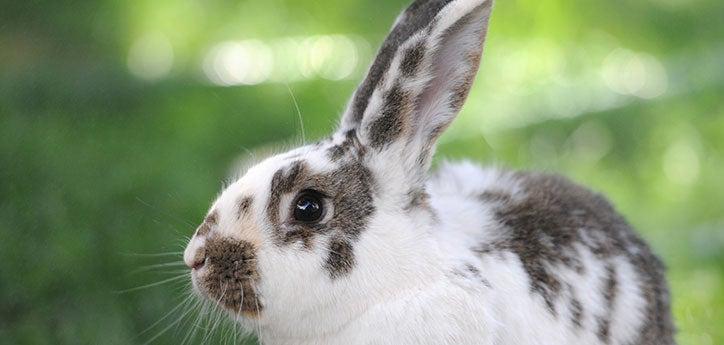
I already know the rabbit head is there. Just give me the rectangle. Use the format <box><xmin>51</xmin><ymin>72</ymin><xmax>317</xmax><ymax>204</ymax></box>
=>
<box><xmin>183</xmin><ymin>0</ymin><xmax>493</xmax><ymax>336</ymax></box>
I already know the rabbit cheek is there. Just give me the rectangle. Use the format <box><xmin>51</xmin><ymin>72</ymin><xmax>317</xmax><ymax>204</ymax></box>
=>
<box><xmin>199</xmin><ymin>237</ymin><xmax>263</xmax><ymax>317</ymax></box>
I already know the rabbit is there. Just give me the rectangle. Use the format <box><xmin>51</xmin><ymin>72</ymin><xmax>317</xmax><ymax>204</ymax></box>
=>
<box><xmin>182</xmin><ymin>0</ymin><xmax>676</xmax><ymax>344</ymax></box>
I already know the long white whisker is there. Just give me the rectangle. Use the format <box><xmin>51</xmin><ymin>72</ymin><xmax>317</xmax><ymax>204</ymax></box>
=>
<box><xmin>176</xmin><ymin>298</ymin><xmax>201</xmax><ymax>344</ymax></box>
<box><xmin>286</xmin><ymin>83</ymin><xmax>306</xmax><ymax>144</ymax></box>
<box><xmin>115</xmin><ymin>274</ymin><xmax>188</xmax><ymax>294</ymax></box>
<box><xmin>251</xmin><ymin>283</ymin><xmax>264</xmax><ymax>345</ymax></box>
<box><xmin>203</xmin><ymin>283</ymin><xmax>228</xmax><ymax>344</ymax></box>
<box><xmin>141</xmin><ymin>301</ymin><xmax>196</xmax><ymax>345</ymax></box>
<box><xmin>139</xmin><ymin>293</ymin><xmax>195</xmax><ymax>336</ymax></box>
<box><xmin>181</xmin><ymin>298</ymin><xmax>206</xmax><ymax>345</ymax></box>
<box><xmin>135</xmin><ymin>196</ymin><xmax>196</xmax><ymax>228</ymax></box>
<box><xmin>235</xmin><ymin>261</ymin><xmax>244</xmax><ymax>344</ymax></box>
<box><xmin>130</xmin><ymin>261</ymin><xmax>186</xmax><ymax>275</ymax></box>
<box><xmin>122</xmin><ymin>251</ymin><xmax>183</xmax><ymax>258</ymax></box>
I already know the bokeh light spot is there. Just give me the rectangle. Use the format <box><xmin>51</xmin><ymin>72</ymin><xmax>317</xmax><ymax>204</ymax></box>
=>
<box><xmin>203</xmin><ymin>40</ymin><xmax>273</xmax><ymax>86</ymax></box>
<box><xmin>202</xmin><ymin>35</ymin><xmax>364</xmax><ymax>86</ymax></box>
<box><xmin>601</xmin><ymin>48</ymin><xmax>669</xmax><ymax>99</ymax></box>
<box><xmin>127</xmin><ymin>32</ymin><xmax>174</xmax><ymax>81</ymax></box>
<box><xmin>663</xmin><ymin>138</ymin><xmax>701</xmax><ymax>185</ymax></box>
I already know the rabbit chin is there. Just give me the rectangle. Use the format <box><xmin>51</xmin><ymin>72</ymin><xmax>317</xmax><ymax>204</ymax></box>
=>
<box><xmin>191</xmin><ymin>268</ymin><xmax>264</xmax><ymax>319</ymax></box>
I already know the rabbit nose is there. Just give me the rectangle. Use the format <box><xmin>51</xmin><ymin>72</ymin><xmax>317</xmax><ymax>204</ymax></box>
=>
<box><xmin>184</xmin><ymin>239</ymin><xmax>207</xmax><ymax>270</ymax></box>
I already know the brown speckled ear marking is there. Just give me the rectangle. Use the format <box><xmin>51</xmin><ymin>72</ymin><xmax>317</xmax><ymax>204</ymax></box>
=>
<box><xmin>339</xmin><ymin>0</ymin><xmax>493</xmax><ymax>186</ymax></box>
<box><xmin>327</xmin><ymin>129</ymin><xmax>366</xmax><ymax>161</ymax></box>
<box><xmin>476</xmin><ymin>171</ymin><xmax>674</xmax><ymax>340</ymax></box>
<box><xmin>347</xmin><ymin>0</ymin><xmax>455</xmax><ymax>125</ymax></box>
<box><xmin>367</xmin><ymin>84</ymin><xmax>413</xmax><ymax>149</ymax></box>
<box><xmin>201</xmin><ymin>236</ymin><xmax>262</xmax><ymax>316</ymax></box>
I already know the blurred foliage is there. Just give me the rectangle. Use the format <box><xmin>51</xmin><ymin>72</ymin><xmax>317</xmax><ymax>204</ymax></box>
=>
<box><xmin>1</xmin><ymin>0</ymin><xmax>723</xmax><ymax>344</ymax></box>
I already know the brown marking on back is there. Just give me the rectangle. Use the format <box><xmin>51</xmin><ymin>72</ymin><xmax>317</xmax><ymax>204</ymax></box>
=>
<box><xmin>626</xmin><ymin>240</ymin><xmax>675</xmax><ymax>344</ymax></box>
<box><xmin>405</xmin><ymin>188</ymin><xmax>430</xmax><ymax>210</ymax></box>
<box><xmin>570</xmin><ymin>297</ymin><xmax>584</xmax><ymax>329</ymax></box>
<box><xmin>565</xmin><ymin>282</ymin><xmax>585</xmax><ymax>329</ymax></box>
<box><xmin>476</xmin><ymin>170</ymin><xmax>674</xmax><ymax>337</ymax></box>
<box><xmin>449</xmin><ymin>262</ymin><xmax>492</xmax><ymax>288</ymax></box>
<box><xmin>597</xmin><ymin>317</ymin><xmax>611</xmax><ymax>343</ymax></box>
<box><xmin>598</xmin><ymin>263</ymin><xmax>618</xmax><ymax>339</ymax></box>
<box><xmin>481</xmin><ymin>173</ymin><xmax>623</xmax><ymax>314</ymax></box>
<box><xmin>367</xmin><ymin>84</ymin><xmax>412</xmax><ymax>149</ymax></box>
<box><xmin>200</xmin><ymin>236</ymin><xmax>262</xmax><ymax>316</ymax></box>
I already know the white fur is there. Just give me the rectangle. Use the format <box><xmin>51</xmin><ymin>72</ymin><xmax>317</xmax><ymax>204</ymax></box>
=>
<box><xmin>185</xmin><ymin>155</ymin><xmax>651</xmax><ymax>344</ymax></box>
<box><xmin>182</xmin><ymin>0</ymin><xmax>662</xmax><ymax>344</ymax></box>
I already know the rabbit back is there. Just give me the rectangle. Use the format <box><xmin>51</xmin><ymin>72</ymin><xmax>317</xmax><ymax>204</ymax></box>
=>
<box><xmin>428</xmin><ymin>162</ymin><xmax>675</xmax><ymax>345</ymax></box>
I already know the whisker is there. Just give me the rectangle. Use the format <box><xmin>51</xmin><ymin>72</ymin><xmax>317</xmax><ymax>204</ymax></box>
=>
<box><xmin>139</xmin><ymin>293</ymin><xmax>195</xmax><ymax>337</ymax></box>
<box><xmin>130</xmin><ymin>262</ymin><xmax>186</xmax><ymax>275</ymax></box>
<box><xmin>286</xmin><ymin>83</ymin><xmax>306</xmax><ymax>144</ymax></box>
<box><xmin>135</xmin><ymin>197</ymin><xmax>196</xmax><ymax>228</ymax></box>
<box><xmin>122</xmin><ymin>251</ymin><xmax>183</xmax><ymax>258</ymax></box>
<box><xmin>141</xmin><ymin>303</ymin><xmax>196</xmax><ymax>345</ymax></box>
<box><xmin>171</xmin><ymin>292</ymin><xmax>202</xmax><ymax>340</ymax></box>
<box><xmin>202</xmin><ymin>284</ymin><xmax>228</xmax><ymax>344</ymax></box>
<box><xmin>251</xmin><ymin>283</ymin><xmax>264</xmax><ymax>344</ymax></box>
<box><xmin>115</xmin><ymin>274</ymin><xmax>188</xmax><ymax>294</ymax></box>
<box><xmin>181</xmin><ymin>299</ymin><xmax>207</xmax><ymax>345</ymax></box>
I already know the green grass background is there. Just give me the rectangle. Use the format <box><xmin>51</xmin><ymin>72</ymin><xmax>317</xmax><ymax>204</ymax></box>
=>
<box><xmin>1</xmin><ymin>0</ymin><xmax>723</xmax><ymax>344</ymax></box>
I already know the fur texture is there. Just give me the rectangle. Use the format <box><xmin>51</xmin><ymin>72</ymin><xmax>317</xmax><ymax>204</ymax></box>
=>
<box><xmin>182</xmin><ymin>0</ymin><xmax>675</xmax><ymax>344</ymax></box>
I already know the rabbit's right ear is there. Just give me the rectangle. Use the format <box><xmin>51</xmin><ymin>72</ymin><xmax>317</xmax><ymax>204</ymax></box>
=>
<box><xmin>338</xmin><ymin>0</ymin><xmax>493</xmax><ymax>182</ymax></box>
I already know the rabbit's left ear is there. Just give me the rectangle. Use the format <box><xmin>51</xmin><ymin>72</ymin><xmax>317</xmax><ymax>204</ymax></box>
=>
<box><xmin>339</xmin><ymin>0</ymin><xmax>493</xmax><ymax>174</ymax></box>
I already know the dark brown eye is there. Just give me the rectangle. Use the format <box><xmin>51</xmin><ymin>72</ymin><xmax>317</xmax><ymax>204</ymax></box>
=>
<box><xmin>293</xmin><ymin>191</ymin><xmax>324</xmax><ymax>223</ymax></box>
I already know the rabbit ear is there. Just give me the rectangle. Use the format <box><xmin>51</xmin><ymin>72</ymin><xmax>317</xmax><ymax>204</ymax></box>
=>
<box><xmin>339</xmin><ymin>0</ymin><xmax>493</xmax><ymax>175</ymax></box>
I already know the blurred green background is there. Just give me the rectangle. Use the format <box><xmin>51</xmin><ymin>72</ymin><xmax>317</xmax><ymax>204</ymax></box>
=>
<box><xmin>1</xmin><ymin>0</ymin><xmax>723</xmax><ymax>344</ymax></box>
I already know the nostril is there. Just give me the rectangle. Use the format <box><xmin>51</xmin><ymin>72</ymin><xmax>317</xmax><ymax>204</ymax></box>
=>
<box><xmin>187</xmin><ymin>247</ymin><xmax>206</xmax><ymax>270</ymax></box>
<box><xmin>191</xmin><ymin>257</ymin><xmax>206</xmax><ymax>270</ymax></box>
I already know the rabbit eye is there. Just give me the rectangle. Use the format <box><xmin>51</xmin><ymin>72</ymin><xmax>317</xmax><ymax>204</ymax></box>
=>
<box><xmin>293</xmin><ymin>191</ymin><xmax>325</xmax><ymax>223</ymax></box>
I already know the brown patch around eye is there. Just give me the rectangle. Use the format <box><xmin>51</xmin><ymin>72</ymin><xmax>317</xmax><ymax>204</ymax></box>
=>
<box><xmin>267</xmin><ymin>161</ymin><xmax>308</xmax><ymax>226</ymax></box>
<box><xmin>201</xmin><ymin>237</ymin><xmax>263</xmax><ymax>316</ymax></box>
<box><xmin>265</xmin><ymin>156</ymin><xmax>376</xmax><ymax>279</ymax></box>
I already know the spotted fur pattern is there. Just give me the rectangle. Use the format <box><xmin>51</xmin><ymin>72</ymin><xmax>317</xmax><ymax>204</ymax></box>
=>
<box><xmin>181</xmin><ymin>0</ymin><xmax>674</xmax><ymax>344</ymax></box>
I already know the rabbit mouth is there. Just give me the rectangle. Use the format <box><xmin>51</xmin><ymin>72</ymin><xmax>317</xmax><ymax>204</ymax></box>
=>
<box><xmin>193</xmin><ymin>237</ymin><xmax>263</xmax><ymax>317</ymax></box>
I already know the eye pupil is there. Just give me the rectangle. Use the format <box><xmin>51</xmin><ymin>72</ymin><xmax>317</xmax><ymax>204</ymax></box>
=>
<box><xmin>293</xmin><ymin>192</ymin><xmax>324</xmax><ymax>222</ymax></box>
